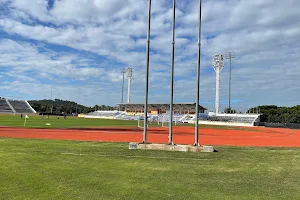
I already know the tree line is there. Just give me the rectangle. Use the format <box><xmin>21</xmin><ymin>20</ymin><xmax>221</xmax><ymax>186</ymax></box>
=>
<box><xmin>249</xmin><ymin>105</ymin><xmax>300</xmax><ymax>123</ymax></box>
<box><xmin>224</xmin><ymin>105</ymin><xmax>300</xmax><ymax>123</ymax></box>
<box><xmin>28</xmin><ymin>99</ymin><xmax>117</xmax><ymax>114</ymax></box>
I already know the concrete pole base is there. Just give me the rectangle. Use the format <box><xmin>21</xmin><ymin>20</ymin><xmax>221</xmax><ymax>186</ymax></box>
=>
<box><xmin>129</xmin><ymin>142</ymin><xmax>215</xmax><ymax>153</ymax></box>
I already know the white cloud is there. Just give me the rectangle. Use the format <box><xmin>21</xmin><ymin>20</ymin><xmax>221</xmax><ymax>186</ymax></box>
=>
<box><xmin>0</xmin><ymin>0</ymin><xmax>300</xmax><ymax>109</ymax></box>
<box><xmin>9</xmin><ymin>0</ymin><xmax>49</xmax><ymax>21</ymax></box>
<box><xmin>0</xmin><ymin>39</ymin><xmax>107</xmax><ymax>80</ymax></box>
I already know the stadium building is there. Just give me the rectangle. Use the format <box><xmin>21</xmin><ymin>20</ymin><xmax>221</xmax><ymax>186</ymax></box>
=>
<box><xmin>0</xmin><ymin>98</ymin><xmax>36</xmax><ymax>114</ymax></box>
<box><xmin>117</xmin><ymin>103</ymin><xmax>207</xmax><ymax>115</ymax></box>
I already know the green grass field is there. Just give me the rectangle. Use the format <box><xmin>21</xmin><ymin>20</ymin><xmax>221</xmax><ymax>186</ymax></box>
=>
<box><xmin>0</xmin><ymin>114</ymin><xmax>139</xmax><ymax>128</ymax></box>
<box><xmin>0</xmin><ymin>114</ymin><xmax>254</xmax><ymax>131</ymax></box>
<box><xmin>0</xmin><ymin>138</ymin><xmax>299</xmax><ymax>200</ymax></box>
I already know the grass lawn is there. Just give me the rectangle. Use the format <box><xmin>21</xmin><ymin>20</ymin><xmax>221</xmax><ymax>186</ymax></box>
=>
<box><xmin>0</xmin><ymin>138</ymin><xmax>300</xmax><ymax>200</ymax></box>
<box><xmin>0</xmin><ymin>114</ymin><xmax>255</xmax><ymax>131</ymax></box>
<box><xmin>0</xmin><ymin>114</ymin><xmax>139</xmax><ymax>128</ymax></box>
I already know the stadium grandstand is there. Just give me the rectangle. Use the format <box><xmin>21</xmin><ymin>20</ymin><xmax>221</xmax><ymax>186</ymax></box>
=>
<box><xmin>0</xmin><ymin>98</ymin><xmax>36</xmax><ymax>114</ymax></box>
<box><xmin>180</xmin><ymin>113</ymin><xmax>260</xmax><ymax>127</ymax></box>
<box><xmin>85</xmin><ymin>110</ymin><xmax>142</xmax><ymax>120</ymax></box>
<box><xmin>117</xmin><ymin>103</ymin><xmax>207</xmax><ymax>115</ymax></box>
<box><xmin>85</xmin><ymin>110</ymin><xmax>125</xmax><ymax>119</ymax></box>
<box><xmin>85</xmin><ymin>103</ymin><xmax>260</xmax><ymax>127</ymax></box>
<box><xmin>84</xmin><ymin>103</ymin><xmax>207</xmax><ymax>123</ymax></box>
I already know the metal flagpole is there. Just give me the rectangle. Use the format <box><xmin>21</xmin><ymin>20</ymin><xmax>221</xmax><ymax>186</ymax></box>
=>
<box><xmin>169</xmin><ymin>0</ymin><xmax>176</xmax><ymax>145</ymax></box>
<box><xmin>143</xmin><ymin>0</ymin><xmax>152</xmax><ymax>143</ymax></box>
<box><xmin>194</xmin><ymin>0</ymin><xmax>202</xmax><ymax>146</ymax></box>
<box><xmin>229</xmin><ymin>55</ymin><xmax>232</xmax><ymax>110</ymax></box>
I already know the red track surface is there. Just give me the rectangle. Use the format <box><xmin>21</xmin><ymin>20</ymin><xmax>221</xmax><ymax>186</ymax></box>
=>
<box><xmin>1</xmin><ymin>126</ymin><xmax>300</xmax><ymax>147</ymax></box>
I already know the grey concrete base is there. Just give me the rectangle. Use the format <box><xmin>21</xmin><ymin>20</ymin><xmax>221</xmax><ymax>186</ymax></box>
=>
<box><xmin>129</xmin><ymin>142</ymin><xmax>215</xmax><ymax>153</ymax></box>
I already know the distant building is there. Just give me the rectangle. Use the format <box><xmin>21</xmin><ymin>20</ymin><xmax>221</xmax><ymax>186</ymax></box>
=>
<box><xmin>117</xmin><ymin>103</ymin><xmax>207</xmax><ymax>115</ymax></box>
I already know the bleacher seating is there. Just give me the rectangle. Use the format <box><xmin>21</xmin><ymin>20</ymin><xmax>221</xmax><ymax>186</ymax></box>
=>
<box><xmin>180</xmin><ymin>113</ymin><xmax>260</xmax><ymax>126</ymax></box>
<box><xmin>159</xmin><ymin>114</ymin><xmax>185</xmax><ymax>122</ymax></box>
<box><xmin>202</xmin><ymin>116</ymin><xmax>257</xmax><ymax>124</ymax></box>
<box><xmin>116</xmin><ymin>113</ymin><xmax>141</xmax><ymax>120</ymax></box>
<box><xmin>8</xmin><ymin>100</ymin><xmax>35</xmax><ymax>113</ymax></box>
<box><xmin>85</xmin><ymin>110</ymin><xmax>126</xmax><ymax>119</ymax></box>
<box><xmin>0</xmin><ymin>99</ymin><xmax>13</xmax><ymax>113</ymax></box>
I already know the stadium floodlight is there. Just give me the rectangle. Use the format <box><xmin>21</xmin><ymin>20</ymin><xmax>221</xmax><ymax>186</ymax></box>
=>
<box><xmin>143</xmin><ymin>0</ymin><xmax>152</xmax><ymax>144</ymax></box>
<box><xmin>121</xmin><ymin>68</ymin><xmax>126</xmax><ymax>104</ymax></box>
<box><xmin>225</xmin><ymin>51</ymin><xmax>236</xmax><ymax>111</ymax></box>
<box><xmin>168</xmin><ymin>0</ymin><xmax>176</xmax><ymax>145</ymax></box>
<box><xmin>126</xmin><ymin>67</ymin><xmax>133</xmax><ymax>103</ymax></box>
<box><xmin>194</xmin><ymin>0</ymin><xmax>202</xmax><ymax>146</ymax></box>
<box><xmin>212</xmin><ymin>54</ymin><xmax>225</xmax><ymax>114</ymax></box>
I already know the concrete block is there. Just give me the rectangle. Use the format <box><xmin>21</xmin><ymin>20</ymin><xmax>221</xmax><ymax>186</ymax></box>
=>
<box><xmin>128</xmin><ymin>143</ymin><xmax>215</xmax><ymax>153</ymax></box>
<box><xmin>202</xmin><ymin>145</ymin><xmax>215</xmax><ymax>152</ymax></box>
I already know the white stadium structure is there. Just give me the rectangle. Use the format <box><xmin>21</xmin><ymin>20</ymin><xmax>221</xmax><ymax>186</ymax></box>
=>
<box><xmin>84</xmin><ymin>103</ymin><xmax>260</xmax><ymax>127</ymax></box>
<box><xmin>0</xmin><ymin>97</ymin><xmax>36</xmax><ymax>114</ymax></box>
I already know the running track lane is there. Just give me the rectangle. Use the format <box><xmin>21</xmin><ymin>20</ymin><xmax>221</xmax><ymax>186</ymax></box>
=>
<box><xmin>1</xmin><ymin>126</ymin><xmax>300</xmax><ymax>147</ymax></box>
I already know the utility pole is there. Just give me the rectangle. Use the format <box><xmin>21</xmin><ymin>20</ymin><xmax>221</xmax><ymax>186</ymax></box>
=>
<box><xmin>225</xmin><ymin>51</ymin><xmax>235</xmax><ymax>112</ymax></box>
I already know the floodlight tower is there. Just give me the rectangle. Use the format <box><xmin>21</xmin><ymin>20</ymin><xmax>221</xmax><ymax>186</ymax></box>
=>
<box><xmin>225</xmin><ymin>51</ymin><xmax>236</xmax><ymax>111</ymax></box>
<box><xmin>212</xmin><ymin>54</ymin><xmax>225</xmax><ymax>114</ymax></box>
<box><xmin>126</xmin><ymin>67</ymin><xmax>133</xmax><ymax>103</ymax></box>
<box><xmin>121</xmin><ymin>68</ymin><xmax>126</xmax><ymax>103</ymax></box>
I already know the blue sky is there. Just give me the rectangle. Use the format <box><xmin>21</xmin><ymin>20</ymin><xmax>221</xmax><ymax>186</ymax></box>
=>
<box><xmin>0</xmin><ymin>0</ymin><xmax>300</xmax><ymax>112</ymax></box>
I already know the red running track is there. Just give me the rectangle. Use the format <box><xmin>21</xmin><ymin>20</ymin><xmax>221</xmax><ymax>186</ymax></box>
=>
<box><xmin>1</xmin><ymin>126</ymin><xmax>300</xmax><ymax>147</ymax></box>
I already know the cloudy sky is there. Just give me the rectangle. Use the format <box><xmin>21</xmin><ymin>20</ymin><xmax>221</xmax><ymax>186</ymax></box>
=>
<box><xmin>0</xmin><ymin>0</ymin><xmax>299</xmax><ymax>111</ymax></box>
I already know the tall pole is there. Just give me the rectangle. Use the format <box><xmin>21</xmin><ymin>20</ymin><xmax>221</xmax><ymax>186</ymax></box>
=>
<box><xmin>126</xmin><ymin>68</ymin><xmax>132</xmax><ymax>103</ymax></box>
<box><xmin>225</xmin><ymin>51</ymin><xmax>235</xmax><ymax>111</ymax></box>
<box><xmin>194</xmin><ymin>0</ymin><xmax>202</xmax><ymax>146</ymax></box>
<box><xmin>119</xmin><ymin>69</ymin><xmax>126</xmax><ymax>111</ymax></box>
<box><xmin>127</xmin><ymin>76</ymin><xmax>131</xmax><ymax>103</ymax></box>
<box><xmin>169</xmin><ymin>0</ymin><xmax>176</xmax><ymax>145</ymax></box>
<box><xmin>215</xmin><ymin>69</ymin><xmax>221</xmax><ymax>114</ymax></box>
<box><xmin>229</xmin><ymin>56</ymin><xmax>231</xmax><ymax>110</ymax></box>
<box><xmin>121</xmin><ymin>69</ymin><xmax>125</xmax><ymax>103</ymax></box>
<box><xmin>143</xmin><ymin>0</ymin><xmax>151</xmax><ymax>144</ymax></box>
<box><xmin>212</xmin><ymin>54</ymin><xmax>224</xmax><ymax>114</ymax></box>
